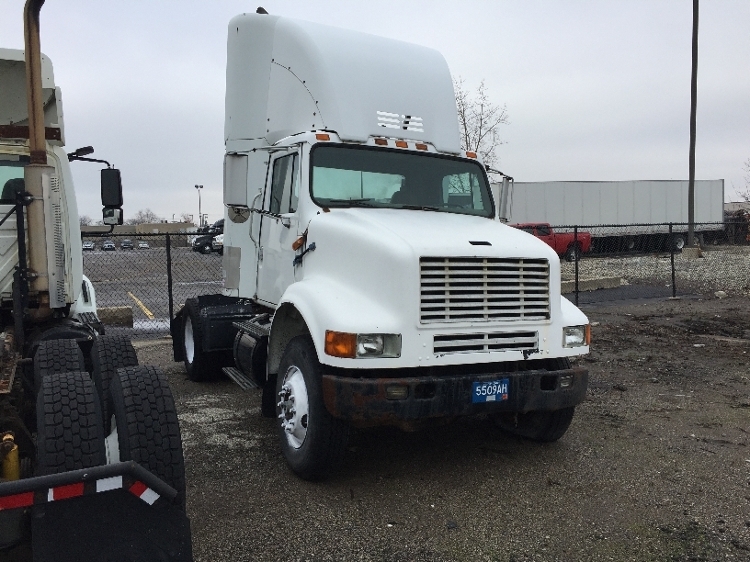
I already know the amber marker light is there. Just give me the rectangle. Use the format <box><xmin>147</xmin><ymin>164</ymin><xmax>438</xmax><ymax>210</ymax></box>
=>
<box><xmin>325</xmin><ymin>331</ymin><xmax>357</xmax><ymax>358</ymax></box>
<box><xmin>374</xmin><ymin>138</ymin><xmax>388</xmax><ymax>146</ymax></box>
<box><xmin>466</xmin><ymin>151</ymin><xmax>477</xmax><ymax>158</ymax></box>
<box><xmin>395</xmin><ymin>140</ymin><xmax>408</xmax><ymax>148</ymax></box>
<box><xmin>585</xmin><ymin>324</ymin><xmax>592</xmax><ymax>346</ymax></box>
<box><xmin>315</xmin><ymin>133</ymin><xmax>331</xmax><ymax>141</ymax></box>
<box><xmin>292</xmin><ymin>236</ymin><xmax>306</xmax><ymax>251</ymax></box>
<box><xmin>415</xmin><ymin>143</ymin><xmax>428</xmax><ymax>151</ymax></box>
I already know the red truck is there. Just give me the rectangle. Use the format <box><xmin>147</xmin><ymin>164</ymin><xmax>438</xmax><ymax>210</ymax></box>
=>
<box><xmin>512</xmin><ymin>223</ymin><xmax>592</xmax><ymax>261</ymax></box>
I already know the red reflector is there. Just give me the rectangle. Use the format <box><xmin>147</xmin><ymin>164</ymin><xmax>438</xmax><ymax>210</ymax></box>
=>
<box><xmin>0</xmin><ymin>492</ymin><xmax>34</xmax><ymax>510</ymax></box>
<box><xmin>52</xmin><ymin>482</ymin><xmax>84</xmax><ymax>501</ymax></box>
<box><xmin>129</xmin><ymin>481</ymin><xmax>148</xmax><ymax>498</ymax></box>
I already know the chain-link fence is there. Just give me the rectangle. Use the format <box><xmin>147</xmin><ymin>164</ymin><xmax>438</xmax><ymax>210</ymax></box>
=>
<box><xmin>82</xmin><ymin>232</ymin><xmax>222</xmax><ymax>338</ymax></box>
<box><xmin>82</xmin><ymin>219</ymin><xmax>750</xmax><ymax>337</ymax></box>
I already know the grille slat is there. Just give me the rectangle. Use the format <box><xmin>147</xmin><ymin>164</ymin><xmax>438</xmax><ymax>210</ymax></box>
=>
<box><xmin>433</xmin><ymin>331</ymin><xmax>539</xmax><ymax>355</ymax></box>
<box><xmin>420</xmin><ymin>257</ymin><xmax>550</xmax><ymax>323</ymax></box>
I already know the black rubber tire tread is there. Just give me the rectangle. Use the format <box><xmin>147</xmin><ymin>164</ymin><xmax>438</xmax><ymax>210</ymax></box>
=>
<box><xmin>493</xmin><ymin>358</ymin><xmax>576</xmax><ymax>443</ymax></box>
<box><xmin>261</xmin><ymin>373</ymin><xmax>277</xmax><ymax>418</ymax></box>
<box><xmin>182</xmin><ymin>298</ymin><xmax>219</xmax><ymax>381</ymax></box>
<box><xmin>91</xmin><ymin>335</ymin><xmax>139</xmax><ymax>432</ymax></box>
<box><xmin>110</xmin><ymin>365</ymin><xmax>187</xmax><ymax>509</ymax></box>
<box><xmin>564</xmin><ymin>244</ymin><xmax>581</xmax><ymax>262</ymax></box>
<box><xmin>36</xmin><ymin>371</ymin><xmax>106</xmax><ymax>475</ymax></box>
<box><xmin>33</xmin><ymin>339</ymin><xmax>86</xmax><ymax>393</ymax></box>
<box><xmin>276</xmin><ymin>335</ymin><xmax>349</xmax><ymax>480</ymax></box>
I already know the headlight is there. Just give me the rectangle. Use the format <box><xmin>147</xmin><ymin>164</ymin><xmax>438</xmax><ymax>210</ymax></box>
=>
<box><xmin>325</xmin><ymin>331</ymin><xmax>402</xmax><ymax>358</ymax></box>
<box><xmin>563</xmin><ymin>325</ymin><xmax>590</xmax><ymax>348</ymax></box>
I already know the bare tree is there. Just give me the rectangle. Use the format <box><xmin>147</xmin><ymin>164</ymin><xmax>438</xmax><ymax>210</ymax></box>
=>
<box><xmin>79</xmin><ymin>214</ymin><xmax>93</xmax><ymax>226</ymax></box>
<box><xmin>179</xmin><ymin>212</ymin><xmax>195</xmax><ymax>225</ymax></box>
<box><xmin>454</xmin><ymin>77</ymin><xmax>509</xmax><ymax>168</ymax></box>
<box><xmin>125</xmin><ymin>208</ymin><xmax>163</xmax><ymax>225</ymax></box>
<box><xmin>741</xmin><ymin>158</ymin><xmax>750</xmax><ymax>202</ymax></box>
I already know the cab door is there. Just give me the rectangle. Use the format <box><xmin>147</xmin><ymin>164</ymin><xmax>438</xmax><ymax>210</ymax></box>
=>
<box><xmin>256</xmin><ymin>151</ymin><xmax>300</xmax><ymax>306</ymax></box>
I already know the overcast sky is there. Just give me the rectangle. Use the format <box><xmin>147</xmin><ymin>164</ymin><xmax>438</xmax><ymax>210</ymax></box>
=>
<box><xmin>2</xmin><ymin>0</ymin><xmax>749</xmax><ymax>224</ymax></box>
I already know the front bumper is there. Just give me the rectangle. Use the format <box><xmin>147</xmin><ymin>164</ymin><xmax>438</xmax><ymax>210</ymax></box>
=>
<box><xmin>321</xmin><ymin>365</ymin><xmax>588</xmax><ymax>427</ymax></box>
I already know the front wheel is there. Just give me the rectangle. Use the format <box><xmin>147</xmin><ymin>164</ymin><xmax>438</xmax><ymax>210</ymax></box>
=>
<box><xmin>275</xmin><ymin>336</ymin><xmax>349</xmax><ymax>480</ymax></box>
<box><xmin>564</xmin><ymin>244</ymin><xmax>581</xmax><ymax>262</ymax></box>
<box><xmin>492</xmin><ymin>407</ymin><xmax>576</xmax><ymax>442</ymax></box>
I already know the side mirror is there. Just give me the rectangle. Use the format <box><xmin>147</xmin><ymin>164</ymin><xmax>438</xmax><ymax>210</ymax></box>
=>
<box><xmin>102</xmin><ymin>207</ymin><xmax>123</xmax><ymax>226</ymax></box>
<box><xmin>101</xmin><ymin>168</ymin><xmax>123</xmax><ymax>207</ymax></box>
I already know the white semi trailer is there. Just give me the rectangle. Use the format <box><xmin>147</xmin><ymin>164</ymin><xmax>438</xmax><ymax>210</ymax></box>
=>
<box><xmin>174</xmin><ymin>10</ymin><xmax>591</xmax><ymax>480</ymax></box>
<box><xmin>0</xmin><ymin>4</ymin><xmax>191</xmax><ymax>560</ymax></box>
<box><xmin>497</xmin><ymin>179</ymin><xmax>725</xmax><ymax>251</ymax></box>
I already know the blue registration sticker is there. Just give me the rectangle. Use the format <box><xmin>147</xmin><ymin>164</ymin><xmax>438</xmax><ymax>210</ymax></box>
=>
<box><xmin>472</xmin><ymin>379</ymin><xmax>510</xmax><ymax>403</ymax></box>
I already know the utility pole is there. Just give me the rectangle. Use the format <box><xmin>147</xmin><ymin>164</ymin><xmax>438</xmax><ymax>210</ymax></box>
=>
<box><xmin>195</xmin><ymin>184</ymin><xmax>203</xmax><ymax>227</ymax></box>
<box><xmin>688</xmin><ymin>0</ymin><xmax>699</xmax><ymax>246</ymax></box>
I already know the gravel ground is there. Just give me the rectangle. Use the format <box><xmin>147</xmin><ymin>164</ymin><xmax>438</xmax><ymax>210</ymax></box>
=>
<box><xmin>561</xmin><ymin>245</ymin><xmax>750</xmax><ymax>297</ymax></box>
<box><xmin>135</xmin><ymin>293</ymin><xmax>750</xmax><ymax>562</ymax></box>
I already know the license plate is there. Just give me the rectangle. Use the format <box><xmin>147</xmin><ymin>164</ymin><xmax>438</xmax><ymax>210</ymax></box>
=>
<box><xmin>472</xmin><ymin>379</ymin><xmax>509</xmax><ymax>403</ymax></box>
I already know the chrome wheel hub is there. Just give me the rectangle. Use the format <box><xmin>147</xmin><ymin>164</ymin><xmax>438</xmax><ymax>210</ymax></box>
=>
<box><xmin>277</xmin><ymin>366</ymin><xmax>309</xmax><ymax>449</ymax></box>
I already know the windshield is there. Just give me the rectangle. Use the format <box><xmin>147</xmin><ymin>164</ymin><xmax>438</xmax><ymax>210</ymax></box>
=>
<box><xmin>310</xmin><ymin>145</ymin><xmax>494</xmax><ymax>217</ymax></box>
<box><xmin>0</xmin><ymin>153</ymin><xmax>29</xmax><ymax>203</ymax></box>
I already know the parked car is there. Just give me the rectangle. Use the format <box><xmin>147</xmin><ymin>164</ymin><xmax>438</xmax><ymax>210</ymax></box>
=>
<box><xmin>212</xmin><ymin>233</ymin><xmax>224</xmax><ymax>255</ymax></box>
<box><xmin>82</xmin><ymin>240</ymin><xmax>95</xmax><ymax>251</ymax></box>
<box><xmin>511</xmin><ymin>222</ymin><xmax>592</xmax><ymax>261</ymax></box>
<box><xmin>192</xmin><ymin>218</ymin><xmax>224</xmax><ymax>254</ymax></box>
<box><xmin>138</xmin><ymin>241</ymin><xmax>150</xmax><ymax>249</ymax></box>
<box><xmin>102</xmin><ymin>240</ymin><xmax>116</xmax><ymax>251</ymax></box>
<box><xmin>120</xmin><ymin>239</ymin><xmax>134</xmax><ymax>250</ymax></box>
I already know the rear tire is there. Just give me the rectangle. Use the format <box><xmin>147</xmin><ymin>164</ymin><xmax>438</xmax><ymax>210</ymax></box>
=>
<box><xmin>109</xmin><ymin>366</ymin><xmax>187</xmax><ymax>509</ymax></box>
<box><xmin>33</xmin><ymin>339</ymin><xmax>85</xmax><ymax>393</ymax></box>
<box><xmin>36</xmin><ymin>372</ymin><xmax>105</xmax><ymax>475</ymax></box>
<box><xmin>276</xmin><ymin>336</ymin><xmax>348</xmax><ymax>480</ymax></box>
<box><xmin>91</xmin><ymin>335</ymin><xmax>139</xmax><ymax>432</ymax></box>
<box><xmin>671</xmin><ymin>234</ymin><xmax>686</xmax><ymax>251</ymax></box>
<box><xmin>182</xmin><ymin>299</ymin><xmax>215</xmax><ymax>381</ymax></box>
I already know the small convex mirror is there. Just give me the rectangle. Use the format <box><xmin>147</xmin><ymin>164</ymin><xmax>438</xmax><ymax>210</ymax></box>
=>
<box><xmin>101</xmin><ymin>168</ymin><xmax>123</xmax><ymax>207</ymax></box>
<box><xmin>102</xmin><ymin>207</ymin><xmax>123</xmax><ymax>226</ymax></box>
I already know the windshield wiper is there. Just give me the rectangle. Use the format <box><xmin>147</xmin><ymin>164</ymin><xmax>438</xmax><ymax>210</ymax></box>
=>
<box><xmin>400</xmin><ymin>205</ymin><xmax>441</xmax><ymax>212</ymax></box>
<box><xmin>326</xmin><ymin>198</ymin><xmax>377</xmax><ymax>207</ymax></box>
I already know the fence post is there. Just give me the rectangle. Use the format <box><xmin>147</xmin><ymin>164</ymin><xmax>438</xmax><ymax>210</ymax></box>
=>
<box><xmin>574</xmin><ymin>226</ymin><xmax>579</xmax><ymax>306</ymax></box>
<box><xmin>669</xmin><ymin>223</ymin><xmax>676</xmax><ymax>298</ymax></box>
<box><xmin>166</xmin><ymin>232</ymin><xmax>174</xmax><ymax>320</ymax></box>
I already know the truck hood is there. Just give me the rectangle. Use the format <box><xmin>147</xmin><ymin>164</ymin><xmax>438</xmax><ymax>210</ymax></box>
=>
<box><xmin>309</xmin><ymin>208</ymin><xmax>557</xmax><ymax>260</ymax></box>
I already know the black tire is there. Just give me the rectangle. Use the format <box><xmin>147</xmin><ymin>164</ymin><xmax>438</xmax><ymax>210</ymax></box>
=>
<box><xmin>671</xmin><ymin>234</ymin><xmax>686</xmax><ymax>251</ymax></box>
<box><xmin>36</xmin><ymin>371</ymin><xmax>105</xmax><ymax>475</ymax></box>
<box><xmin>110</xmin><ymin>366</ymin><xmax>187</xmax><ymax>509</ymax></box>
<box><xmin>200</xmin><ymin>243</ymin><xmax>212</xmax><ymax>254</ymax></box>
<box><xmin>492</xmin><ymin>358</ymin><xmax>576</xmax><ymax>442</ymax></box>
<box><xmin>564</xmin><ymin>244</ymin><xmax>581</xmax><ymax>262</ymax></box>
<box><xmin>33</xmin><ymin>339</ymin><xmax>86</xmax><ymax>393</ymax></box>
<box><xmin>261</xmin><ymin>373</ymin><xmax>277</xmax><ymax>418</ymax></box>
<box><xmin>276</xmin><ymin>335</ymin><xmax>349</xmax><ymax>480</ymax></box>
<box><xmin>182</xmin><ymin>299</ymin><xmax>216</xmax><ymax>381</ymax></box>
<box><xmin>91</xmin><ymin>335</ymin><xmax>139</xmax><ymax>432</ymax></box>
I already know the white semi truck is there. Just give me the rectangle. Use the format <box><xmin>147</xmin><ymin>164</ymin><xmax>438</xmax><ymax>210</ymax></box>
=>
<box><xmin>173</xmin><ymin>9</ymin><xmax>591</xmax><ymax>480</ymax></box>
<box><xmin>0</xmin><ymin>4</ymin><xmax>191</xmax><ymax>560</ymax></box>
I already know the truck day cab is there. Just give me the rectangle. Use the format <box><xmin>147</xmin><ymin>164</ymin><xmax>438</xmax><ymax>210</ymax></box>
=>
<box><xmin>173</xmin><ymin>10</ymin><xmax>591</xmax><ymax>480</ymax></box>
<box><xmin>0</xmin><ymin>4</ymin><xmax>191</xmax><ymax>560</ymax></box>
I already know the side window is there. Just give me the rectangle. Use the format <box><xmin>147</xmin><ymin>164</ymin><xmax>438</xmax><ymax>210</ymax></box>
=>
<box><xmin>269</xmin><ymin>153</ymin><xmax>298</xmax><ymax>214</ymax></box>
<box><xmin>536</xmin><ymin>225</ymin><xmax>551</xmax><ymax>236</ymax></box>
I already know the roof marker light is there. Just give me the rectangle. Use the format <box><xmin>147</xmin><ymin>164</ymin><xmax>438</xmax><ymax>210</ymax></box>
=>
<box><xmin>395</xmin><ymin>140</ymin><xmax>408</xmax><ymax>148</ymax></box>
<box><xmin>466</xmin><ymin>151</ymin><xmax>477</xmax><ymax>159</ymax></box>
<box><xmin>316</xmin><ymin>133</ymin><xmax>331</xmax><ymax>141</ymax></box>
<box><xmin>416</xmin><ymin>143</ymin><xmax>428</xmax><ymax>151</ymax></box>
<box><xmin>374</xmin><ymin>138</ymin><xmax>388</xmax><ymax>146</ymax></box>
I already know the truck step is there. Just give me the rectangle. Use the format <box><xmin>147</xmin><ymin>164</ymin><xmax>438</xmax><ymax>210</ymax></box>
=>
<box><xmin>233</xmin><ymin>313</ymin><xmax>271</xmax><ymax>339</ymax></box>
<box><xmin>222</xmin><ymin>367</ymin><xmax>259</xmax><ymax>391</ymax></box>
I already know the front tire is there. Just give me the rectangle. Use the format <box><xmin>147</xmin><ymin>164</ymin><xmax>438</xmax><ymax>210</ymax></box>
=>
<box><xmin>182</xmin><ymin>299</ymin><xmax>214</xmax><ymax>381</ymax></box>
<box><xmin>275</xmin><ymin>336</ymin><xmax>348</xmax><ymax>480</ymax></box>
<box><xmin>564</xmin><ymin>244</ymin><xmax>581</xmax><ymax>262</ymax></box>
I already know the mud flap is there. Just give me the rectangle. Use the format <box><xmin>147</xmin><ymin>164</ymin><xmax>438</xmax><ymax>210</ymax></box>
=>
<box><xmin>31</xmin><ymin>490</ymin><xmax>192</xmax><ymax>562</ymax></box>
<box><xmin>171</xmin><ymin>307</ymin><xmax>185</xmax><ymax>362</ymax></box>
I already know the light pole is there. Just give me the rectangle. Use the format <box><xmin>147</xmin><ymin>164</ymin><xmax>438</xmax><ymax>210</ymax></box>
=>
<box><xmin>195</xmin><ymin>184</ymin><xmax>203</xmax><ymax>227</ymax></box>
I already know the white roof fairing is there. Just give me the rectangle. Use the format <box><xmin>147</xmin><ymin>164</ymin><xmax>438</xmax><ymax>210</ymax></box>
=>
<box><xmin>224</xmin><ymin>13</ymin><xmax>461</xmax><ymax>154</ymax></box>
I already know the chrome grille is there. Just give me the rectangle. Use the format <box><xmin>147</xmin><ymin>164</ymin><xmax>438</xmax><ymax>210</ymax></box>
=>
<box><xmin>420</xmin><ymin>257</ymin><xmax>550</xmax><ymax>323</ymax></box>
<box><xmin>434</xmin><ymin>331</ymin><xmax>539</xmax><ymax>355</ymax></box>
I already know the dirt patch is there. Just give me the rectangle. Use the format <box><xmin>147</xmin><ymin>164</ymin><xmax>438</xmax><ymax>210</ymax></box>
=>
<box><xmin>137</xmin><ymin>294</ymin><xmax>750</xmax><ymax>562</ymax></box>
